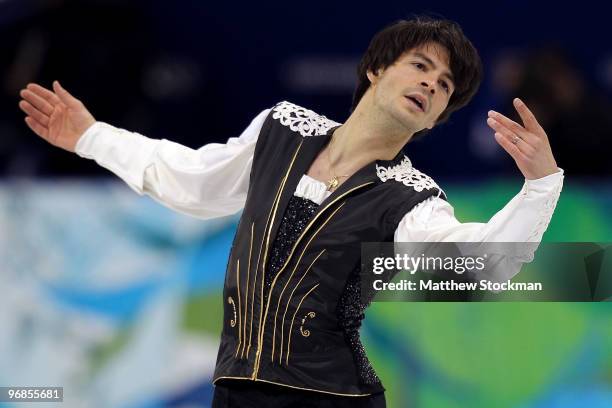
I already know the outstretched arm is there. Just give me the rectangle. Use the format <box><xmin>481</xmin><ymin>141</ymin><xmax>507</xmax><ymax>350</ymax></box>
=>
<box><xmin>394</xmin><ymin>170</ymin><xmax>563</xmax><ymax>282</ymax></box>
<box><xmin>395</xmin><ymin>98</ymin><xmax>564</xmax><ymax>280</ymax></box>
<box><xmin>19</xmin><ymin>81</ymin><xmax>270</xmax><ymax>220</ymax></box>
<box><xmin>396</xmin><ymin>96</ymin><xmax>563</xmax><ymax>243</ymax></box>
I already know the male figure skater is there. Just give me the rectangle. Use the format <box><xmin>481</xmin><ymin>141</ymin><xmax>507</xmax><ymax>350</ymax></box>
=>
<box><xmin>18</xmin><ymin>16</ymin><xmax>563</xmax><ymax>408</ymax></box>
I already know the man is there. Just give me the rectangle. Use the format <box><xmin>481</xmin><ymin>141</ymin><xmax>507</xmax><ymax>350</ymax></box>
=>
<box><xmin>18</xmin><ymin>16</ymin><xmax>563</xmax><ymax>408</ymax></box>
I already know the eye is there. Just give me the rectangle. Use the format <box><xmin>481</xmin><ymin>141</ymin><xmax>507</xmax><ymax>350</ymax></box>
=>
<box><xmin>413</xmin><ymin>62</ymin><xmax>426</xmax><ymax>71</ymax></box>
<box><xmin>440</xmin><ymin>80</ymin><xmax>450</xmax><ymax>92</ymax></box>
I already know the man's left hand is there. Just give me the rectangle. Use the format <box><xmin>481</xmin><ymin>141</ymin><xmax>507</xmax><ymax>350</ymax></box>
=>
<box><xmin>486</xmin><ymin>98</ymin><xmax>558</xmax><ymax>180</ymax></box>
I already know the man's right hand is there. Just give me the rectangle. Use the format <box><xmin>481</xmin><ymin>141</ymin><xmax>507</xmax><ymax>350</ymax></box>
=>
<box><xmin>18</xmin><ymin>81</ymin><xmax>96</xmax><ymax>153</ymax></box>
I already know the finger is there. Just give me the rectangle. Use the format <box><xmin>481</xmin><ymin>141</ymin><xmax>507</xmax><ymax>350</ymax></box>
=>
<box><xmin>494</xmin><ymin>131</ymin><xmax>528</xmax><ymax>163</ymax></box>
<box><xmin>24</xmin><ymin>116</ymin><xmax>49</xmax><ymax>140</ymax></box>
<box><xmin>52</xmin><ymin>80</ymin><xmax>82</xmax><ymax>110</ymax></box>
<box><xmin>487</xmin><ymin>110</ymin><xmax>533</xmax><ymax>143</ymax></box>
<box><xmin>19</xmin><ymin>100</ymin><xmax>50</xmax><ymax>127</ymax></box>
<box><xmin>26</xmin><ymin>83</ymin><xmax>62</xmax><ymax>105</ymax></box>
<box><xmin>495</xmin><ymin>129</ymin><xmax>535</xmax><ymax>158</ymax></box>
<box><xmin>19</xmin><ymin>89</ymin><xmax>54</xmax><ymax>116</ymax></box>
<box><xmin>513</xmin><ymin>98</ymin><xmax>545</xmax><ymax>135</ymax></box>
<box><xmin>486</xmin><ymin>117</ymin><xmax>535</xmax><ymax>156</ymax></box>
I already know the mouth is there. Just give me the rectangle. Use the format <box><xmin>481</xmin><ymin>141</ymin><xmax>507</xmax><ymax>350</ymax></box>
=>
<box><xmin>404</xmin><ymin>94</ymin><xmax>427</xmax><ymax>113</ymax></box>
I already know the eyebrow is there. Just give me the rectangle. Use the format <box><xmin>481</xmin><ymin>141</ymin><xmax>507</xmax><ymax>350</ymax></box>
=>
<box><xmin>413</xmin><ymin>52</ymin><xmax>455</xmax><ymax>88</ymax></box>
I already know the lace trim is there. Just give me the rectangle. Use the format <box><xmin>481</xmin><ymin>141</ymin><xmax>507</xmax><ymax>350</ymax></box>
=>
<box><xmin>376</xmin><ymin>156</ymin><xmax>442</xmax><ymax>193</ymax></box>
<box><xmin>526</xmin><ymin>177</ymin><xmax>563</xmax><ymax>242</ymax></box>
<box><xmin>294</xmin><ymin>175</ymin><xmax>331</xmax><ymax>205</ymax></box>
<box><xmin>271</xmin><ymin>101</ymin><xmax>341</xmax><ymax>137</ymax></box>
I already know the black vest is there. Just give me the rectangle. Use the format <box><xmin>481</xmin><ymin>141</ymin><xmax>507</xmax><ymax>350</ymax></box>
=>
<box><xmin>212</xmin><ymin>101</ymin><xmax>446</xmax><ymax>396</ymax></box>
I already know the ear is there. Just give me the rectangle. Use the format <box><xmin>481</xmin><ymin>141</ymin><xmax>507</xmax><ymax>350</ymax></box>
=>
<box><xmin>366</xmin><ymin>68</ymin><xmax>382</xmax><ymax>85</ymax></box>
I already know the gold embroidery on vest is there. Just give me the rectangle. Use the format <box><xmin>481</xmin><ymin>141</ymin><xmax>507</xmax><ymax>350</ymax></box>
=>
<box><xmin>252</xmin><ymin>141</ymin><xmax>303</xmax><ymax>379</ymax></box>
<box><xmin>278</xmin><ymin>249</ymin><xmax>325</xmax><ymax>363</ymax></box>
<box><xmin>249</xmin><ymin>179</ymin><xmax>284</xmax><ymax>361</ymax></box>
<box><xmin>272</xmin><ymin>203</ymin><xmax>345</xmax><ymax>362</ymax></box>
<box><xmin>286</xmin><ymin>283</ymin><xmax>319</xmax><ymax>365</ymax></box>
<box><xmin>252</xmin><ymin>180</ymin><xmax>284</xmax><ymax>375</ymax></box>
<box><xmin>234</xmin><ymin>259</ymin><xmax>242</xmax><ymax>358</ymax></box>
<box><xmin>227</xmin><ymin>296</ymin><xmax>236</xmax><ymax>327</ymax></box>
<box><xmin>300</xmin><ymin>312</ymin><xmax>316</xmax><ymax>337</ymax></box>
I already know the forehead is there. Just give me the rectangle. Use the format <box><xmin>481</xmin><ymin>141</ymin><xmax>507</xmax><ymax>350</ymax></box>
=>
<box><xmin>401</xmin><ymin>42</ymin><xmax>451</xmax><ymax>68</ymax></box>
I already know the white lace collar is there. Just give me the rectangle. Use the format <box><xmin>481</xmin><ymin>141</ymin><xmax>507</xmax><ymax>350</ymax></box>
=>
<box><xmin>272</xmin><ymin>101</ymin><xmax>340</xmax><ymax>137</ymax></box>
<box><xmin>376</xmin><ymin>156</ymin><xmax>442</xmax><ymax>193</ymax></box>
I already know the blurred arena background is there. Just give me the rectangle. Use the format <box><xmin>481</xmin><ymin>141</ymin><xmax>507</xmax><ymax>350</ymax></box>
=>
<box><xmin>1</xmin><ymin>0</ymin><xmax>611</xmax><ymax>407</ymax></box>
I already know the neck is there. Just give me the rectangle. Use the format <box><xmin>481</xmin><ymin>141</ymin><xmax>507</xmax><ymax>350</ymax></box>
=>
<box><xmin>329</xmin><ymin>96</ymin><xmax>415</xmax><ymax>172</ymax></box>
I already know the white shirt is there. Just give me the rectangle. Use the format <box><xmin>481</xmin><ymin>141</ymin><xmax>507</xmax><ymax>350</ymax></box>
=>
<box><xmin>74</xmin><ymin>108</ymin><xmax>564</xmax><ymax>250</ymax></box>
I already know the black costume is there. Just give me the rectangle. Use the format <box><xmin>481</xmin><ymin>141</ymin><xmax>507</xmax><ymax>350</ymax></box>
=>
<box><xmin>211</xmin><ymin>102</ymin><xmax>445</xmax><ymax>404</ymax></box>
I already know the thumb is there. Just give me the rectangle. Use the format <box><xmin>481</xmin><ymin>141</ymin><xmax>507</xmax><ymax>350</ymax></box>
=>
<box><xmin>53</xmin><ymin>80</ymin><xmax>81</xmax><ymax>109</ymax></box>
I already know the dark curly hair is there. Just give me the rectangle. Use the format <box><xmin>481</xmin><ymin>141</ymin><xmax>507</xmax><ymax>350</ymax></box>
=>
<box><xmin>352</xmin><ymin>15</ymin><xmax>483</xmax><ymax>139</ymax></box>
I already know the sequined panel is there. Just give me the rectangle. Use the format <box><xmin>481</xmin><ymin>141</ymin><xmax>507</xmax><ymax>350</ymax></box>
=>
<box><xmin>337</xmin><ymin>266</ymin><xmax>382</xmax><ymax>385</ymax></box>
<box><xmin>264</xmin><ymin>195</ymin><xmax>318</xmax><ymax>302</ymax></box>
<box><xmin>265</xmin><ymin>193</ymin><xmax>381</xmax><ymax>386</ymax></box>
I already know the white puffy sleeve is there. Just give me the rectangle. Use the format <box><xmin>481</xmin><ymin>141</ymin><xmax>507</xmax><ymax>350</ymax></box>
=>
<box><xmin>394</xmin><ymin>169</ymin><xmax>564</xmax><ymax>278</ymax></box>
<box><xmin>75</xmin><ymin>108</ymin><xmax>271</xmax><ymax>220</ymax></box>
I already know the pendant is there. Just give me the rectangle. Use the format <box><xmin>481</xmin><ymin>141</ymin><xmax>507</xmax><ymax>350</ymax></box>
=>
<box><xmin>327</xmin><ymin>177</ymin><xmax>339</xmax><ymax>191</ymax></box>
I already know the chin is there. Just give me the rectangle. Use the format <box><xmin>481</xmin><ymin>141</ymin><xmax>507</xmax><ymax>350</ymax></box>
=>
<box><xmin>390</xmin><ymin>104</ymin><xmax>420</xmax><ymax>131</ymax></box>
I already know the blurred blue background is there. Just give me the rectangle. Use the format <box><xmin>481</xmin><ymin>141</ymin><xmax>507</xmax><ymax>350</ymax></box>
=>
<box><xmin>1</xmin><ymin>1</ymin><xmax>611</xmax><ymax>407</ymax></box>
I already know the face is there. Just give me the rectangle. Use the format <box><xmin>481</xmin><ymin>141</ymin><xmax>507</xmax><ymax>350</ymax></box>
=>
<box><xmin>366</xmin><ymin>42</ymin><xmax>455</xmax><ymax>133</ymax></box>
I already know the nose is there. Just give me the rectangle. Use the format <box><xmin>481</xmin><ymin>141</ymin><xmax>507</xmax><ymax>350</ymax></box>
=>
<box><xmin>420</xmin><ymin>81</ymin><xmax>435</xmax><ymax>95</ymax></box>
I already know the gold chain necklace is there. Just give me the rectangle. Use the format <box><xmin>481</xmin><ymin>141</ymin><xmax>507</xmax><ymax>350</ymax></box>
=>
<box><xmin>326</xmin><ymin>134</ymin><xmax>350</xmax><ymax>191</ymax></box>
